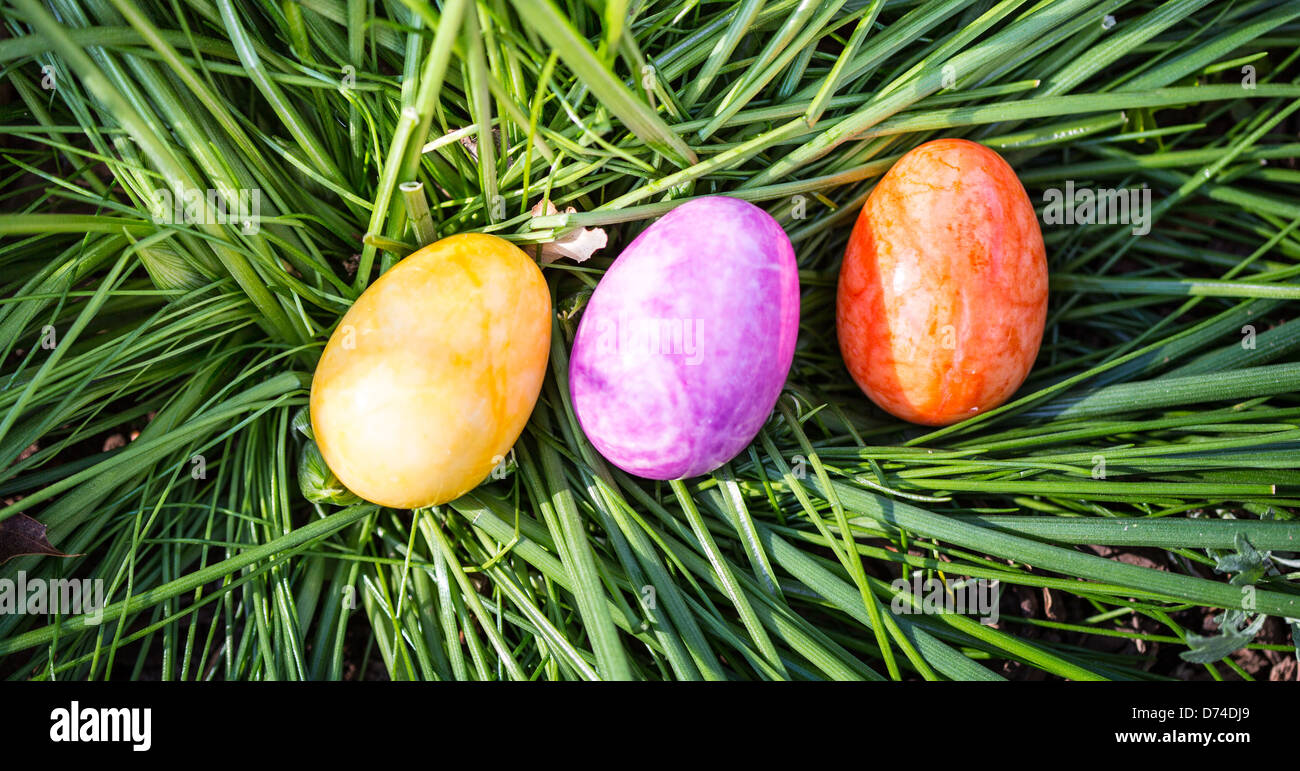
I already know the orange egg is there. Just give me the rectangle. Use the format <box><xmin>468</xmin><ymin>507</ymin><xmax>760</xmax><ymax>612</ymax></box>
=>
<box><xmin>310</xmin><ymin>233</ymin><xmax>551</xmax><ymax>508</ymax></box>
<box><xmin>836</xmin><ymin>138</ymin><xmax>1047</xmax><ymax>426</ymax></box>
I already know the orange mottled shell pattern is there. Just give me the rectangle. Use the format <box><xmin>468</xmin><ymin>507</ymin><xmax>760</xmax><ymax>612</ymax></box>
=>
<box><xmin>836</xmin><ymin>138</ymin><xmax>1048</xmax><ymax>426</ymax></box>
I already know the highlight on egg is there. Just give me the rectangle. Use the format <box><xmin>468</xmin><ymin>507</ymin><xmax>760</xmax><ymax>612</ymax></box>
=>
<box><xmin>310</xmin><ymin>233</ymin><xmax>551</xmax><ymax>509</ymax></box>
<box><xmin>836</xmin><ymin>138</ymin><xmax>1048</xmax><ymax>426</ymax></box>
<box><xmin>568</xmin><ymin>196</ymin><xmax>800</xmax><ymax>480</ymax></box>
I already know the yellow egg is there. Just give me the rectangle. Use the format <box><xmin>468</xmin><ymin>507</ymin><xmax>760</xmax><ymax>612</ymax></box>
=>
<box><xmin>310</xmin><ymin>233</ymin><xmax>551</xmax><ymax>508</ymax></box>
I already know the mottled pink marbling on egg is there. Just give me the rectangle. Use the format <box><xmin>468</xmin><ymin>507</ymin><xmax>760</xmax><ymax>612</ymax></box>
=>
<box><xmin>569</xmin><ymin>196</ymin><xmax>800</xmax><ymax>480</ymax></box>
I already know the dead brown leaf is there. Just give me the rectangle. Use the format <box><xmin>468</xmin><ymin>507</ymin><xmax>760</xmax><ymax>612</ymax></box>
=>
<box><xmin>529</xmin><ymin>200</ymin><xmax>607</xmax><ymax>265</ymax></box>
<box><xmin>0</xmin><ymin>513</ymin><xmax>78</xmax><ymax>564</ymax></box>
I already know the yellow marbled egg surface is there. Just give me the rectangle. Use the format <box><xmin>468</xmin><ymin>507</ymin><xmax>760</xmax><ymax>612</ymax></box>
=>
<box><xmin>310</xmin><ymin>234</ymin><xmax>551</xmax><ymax>508</ymax></box>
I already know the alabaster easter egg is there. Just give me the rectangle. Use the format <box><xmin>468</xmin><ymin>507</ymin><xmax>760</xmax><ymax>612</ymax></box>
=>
<box><xmin>569</xmin><ymin>196</ymin><xmax>799</xmax><ymax>480</ymax></box>
<box><xmin>311</xmin><ymin>233</ymin><xmax>550</xmax><ymax>508</ymax></box>
<box><xmin>836</xmin><ymin>138</ymin><xmax>1047</xmax><ymax>426</ymax></box>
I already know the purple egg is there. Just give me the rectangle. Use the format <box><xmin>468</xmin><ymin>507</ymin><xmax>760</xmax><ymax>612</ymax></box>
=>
<box><xmin>569</xmin><ymin>196</ymin><xmax>800</xmax><ymax>480</ymax></box>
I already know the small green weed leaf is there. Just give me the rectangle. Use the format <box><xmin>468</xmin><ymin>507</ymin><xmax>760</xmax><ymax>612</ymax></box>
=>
<box><xmin>1212</xmin><ymin>532</ymin><xmax>1271</xmax><ymax>586</ymax></box>
<box><xmin>1180</xmin><ymin>610</ymin><xmax>1268</xmax><ymax>664</ymax></box>
<box><xmin>298</xmin><ymin>440</ymin><xmax>360</xmax><ymax>506</ymax></box>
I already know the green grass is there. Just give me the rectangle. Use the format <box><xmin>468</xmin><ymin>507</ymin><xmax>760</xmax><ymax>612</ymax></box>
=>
<box><xmin>0</xmin><ymin>0</ymin><xmax>1298</xmax><ymax>680</ymax></box>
